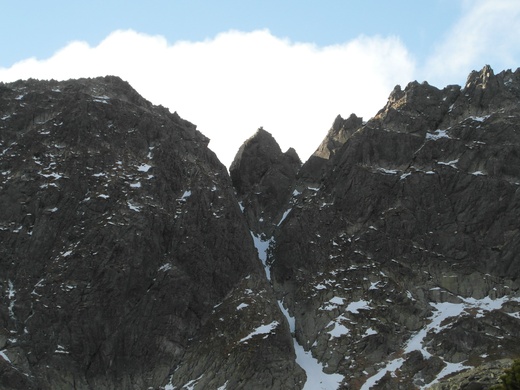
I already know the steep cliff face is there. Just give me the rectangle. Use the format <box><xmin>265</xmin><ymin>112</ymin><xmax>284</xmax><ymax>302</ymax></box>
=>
<box><xmin>0</xmin><ymin>77</ymin><xmax>302</xmax><ymax>390</ymax></box>
<box><xmin>265</xmin><ymin>66</ymin><xmax>520</xmax><ymax>389</ymax></box>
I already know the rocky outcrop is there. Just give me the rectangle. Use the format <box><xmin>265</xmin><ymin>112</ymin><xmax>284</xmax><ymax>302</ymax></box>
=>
<box><xmin>230</xmin><ymin>127</ymin><xmax>301</xmax><ymax>235</ymax></box>
<box><xmin>0</xmin><ymin>77</ymin><xmax>302</xmax><ymax>389</ymax></box>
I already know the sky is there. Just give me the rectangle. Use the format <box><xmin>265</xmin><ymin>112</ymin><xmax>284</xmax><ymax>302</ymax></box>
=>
<box><xmin>2</xmin><ymin>0</ymin><xmax>520</xmax><ymax>168</ymax></box>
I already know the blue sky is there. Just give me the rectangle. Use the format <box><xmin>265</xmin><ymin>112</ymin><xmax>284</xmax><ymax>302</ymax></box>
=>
<box><xmin>2</xmin><ymin>1</ymin><xmax>520</xmax><ymax>167</ymax></box>
<box><xmin>1</xmin><ymin>1</ymin><xmax>461</xmax><ymax>68</ymax></box>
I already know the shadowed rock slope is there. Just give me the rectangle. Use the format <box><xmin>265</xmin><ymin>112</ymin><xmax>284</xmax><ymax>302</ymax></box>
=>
<box><xmin>0</xmin><ymin>77</ymin><xmax>303</xmax><ymax>389</ymax></box>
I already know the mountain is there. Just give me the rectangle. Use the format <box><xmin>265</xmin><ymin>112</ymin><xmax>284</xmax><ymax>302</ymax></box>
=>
<box><xmin>1</xmin><ymin>66</ymin><xmax>519</xmax><ymax>390</ymax></box>
<box><xmin>240</xmin><ymin>65</ymin><xmax>520</xmax><ymax>389</ymax></box>
<box><xmin>0</xmin><ymin>77</ymin><xmax>302</xmax><ymax>389</ymax></box>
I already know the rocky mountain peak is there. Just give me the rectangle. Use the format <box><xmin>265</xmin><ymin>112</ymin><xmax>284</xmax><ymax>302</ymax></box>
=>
<box><xmin>465</xmin><ymin>64</ymin><xmax>496</xmax><ymax>90</ymax></box>
<box><xmin>230</xmin><ymin>127</ymin><xmax>282</xmax><ymax>194</ymax></box>
<box><xmin>458</xmin><ymin>65</ymin><xmax>520</xmax><ymax>116</ymax></box>
<box><xmin>284</xmin><ymin>147</ymin><xmax>300</xmax><ymax>163</ymax></box>
<box><xmin>371</xmin><ymin>79</ymin><xmax>460</xmax><ymax>136</ymax></box>
<box><xmin>229</xmin><ymin>127</ymin><xmax>300</xmax><ymax>235</ymax></box>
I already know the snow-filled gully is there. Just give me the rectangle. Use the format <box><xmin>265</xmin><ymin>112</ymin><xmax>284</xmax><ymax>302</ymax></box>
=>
<box><xmin>251</xmin><ymin>231</ymin><xmax>344</xmax><ymax>390</ymax></box>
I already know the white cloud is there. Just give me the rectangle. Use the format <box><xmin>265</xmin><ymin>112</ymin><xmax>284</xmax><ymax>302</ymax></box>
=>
<box><xmin>0</xmin><ymin>29</ymin><xmax>415</xmax><ymax>167</ymax></box>
<box><xmin>424</xmin><ymin>0</ymin><xmax>520</xmax><ymax>87</ymax></box>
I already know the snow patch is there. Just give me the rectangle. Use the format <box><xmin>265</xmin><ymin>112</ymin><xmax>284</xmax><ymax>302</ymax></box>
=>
<box><xmin>54</xmin><ymin>345</ymin><xmax>70</xmax><ymax>354</ymax></box>
<box><xmin>137</xmin><ymin>163</ymin><xmax>152</xmax><ymax>172</ymax></box>
<box><xmin>183</xmin><ymin>375</ymin><xmax>204</xmax><ymax>390</ymax></box>
<box><xmin>41</xmin><ymin>172</ymin><xmax>62</xmax><ymax>180</ymax></box>
<box><xmin>363</xmin><ymin>327</ymin><xmax>377</xmax><ymax>337</ymax></box>
<box><xmin>468</xmin><ymin>115</ymin><xmax>490</xmax><ymax>122</ymax></box>
<box><xmin>327</xmin><ymin>315</ymin><xmax>350</xmax><ymax>338</ymax></box>
<box><xmin>0</xmin><ymin>350</ymin><xmax>11</xmax><ymax>364</ymax></box>
<box><xmin>437</xmin><ymin>159</ymin><xmax>459</xmax><ymax>169</ymax></box>
<box><xmin>361</xmin><ymin>358</ymin><xmax>405</xmax><ymax>390</ymax></box>
<box><xmin>277</xmin><ymin>208</ymin><xmax>292</xmax><ymax>226</ymax></box>
<box><xmin>377</xmin><ymin>168</ymin><xmax>398</xmax><ymax>175</ymax></box>
<box><xmin>217</xmin><ymin>381</ymin><xmax>229</xmax><ymax>390</ymax></box>
<box><xmin>179</xmin><ymin>190</ymin><xmax>192</xmax><ymax>201</ymax></box>
<box><xmin>426</xmin><ymin>129</ymin><xmax>451</xmax><ymax>140</ymax></box>
<box><xmin>321</xmin><ymin>296</ymin><xmax>346</xmax><ymax>311</ymax></box>
<box><xmin>426</xmin><ymin>361</ymin><xmax>470</xmax><ymax>388</ymax></box>
<box><xmin>7</xmin><ymin>280</ymin><xmax>16</xmax><ymax>319</ymax></box>
<box><xmin>147</xmin><ymin>146</ymin><xmax>154</xmax><ymax>159</ymax></box>
<box><xmin>346</xmin><ymin>300</ymin><xmax>371</xmax><ymax>314</ymax></box>
<box><xmin>158</xmin><ymin>263</ymin><xmax>172</xmax><ymax>272</ymax></box>
<box><xmin>239</xmin><ymin>321</ymin><xmax>279</xmax><ymax>343</ymax></box>
<box><xmin>127</xmin><ymin>201</ymin><xmax>141</xmax><ymax>212</ymax></box>
<box><xmin>329</xmin><ymin>297</ymin><xmax>345</xmax><ymax>305</ymax></box>
<box><xmin>92</xmin><ymin>95</ymin><xmax>110</xmax><ymax>104</ymax></box>
<box><xmin>251</xmin><ymin>232</ymin><xmax>273</xmax><ymax>280</ymax></box>
<box><xmin>369</xmin><ymin>281</ymin><xmax>380</xmax><ymax>290</ymax></box>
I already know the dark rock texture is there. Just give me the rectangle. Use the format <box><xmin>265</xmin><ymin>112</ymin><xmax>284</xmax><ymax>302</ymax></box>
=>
<box><xmin>0</xmin><ymin>77</ymin><xmax>302</xmax><ymax>389</ymax></box>
<box><xmin>230</xmin><ymin>127</ymin><xmax>301</xmax><ymax>235</ymax></box>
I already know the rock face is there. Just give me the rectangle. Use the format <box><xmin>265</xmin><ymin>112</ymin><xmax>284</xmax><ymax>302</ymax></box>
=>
<box><xmin>230</xmin><ymin>127</ymin><xmax>301</xmax><ymax>235</ymax></box>
<box><xmin>0</xmin><ymin>77</ymin><xmax>302</xmax><ymax>389</ymax></box>
<box><xmin>263</xmin><ymin>65</ymin><xmax>520</xmax><ymax>388</ymax></box>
